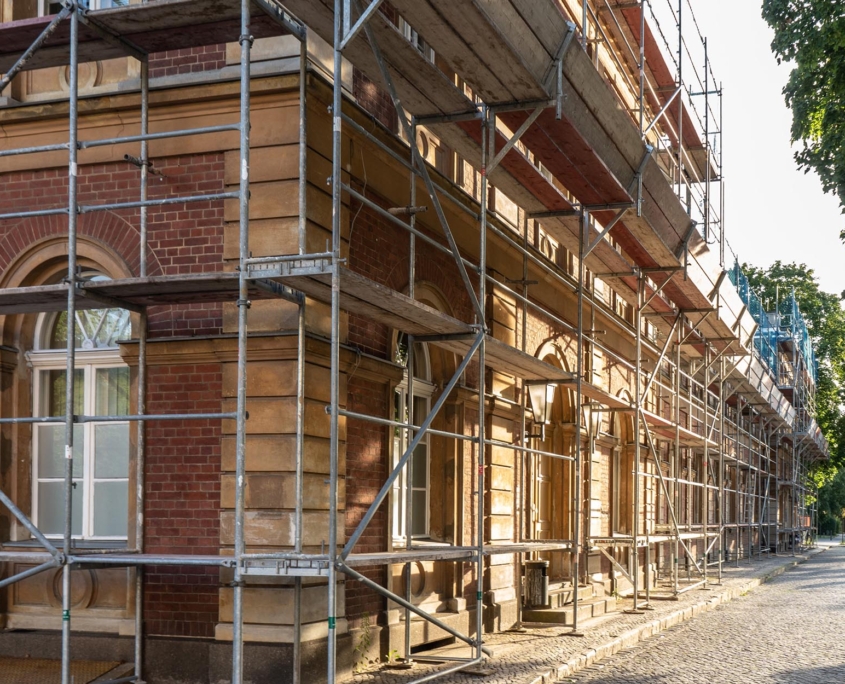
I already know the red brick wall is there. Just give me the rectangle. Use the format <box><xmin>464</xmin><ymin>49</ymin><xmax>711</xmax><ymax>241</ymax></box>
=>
<box><xmin>344</xmin><ymin>376</ymin><xmax>390</xmax><ymax>624</ymax></box>
<box><xmin>150</xmin><ymin>45</ymin><xmax>227</xmax><ymax>79</ymax></box>
<box><xmin>145</xmin><ymin>154</ymin><xmax>226</xmax><ymax>337</ymax></box>
<box><xmin>143</xmin><ymin>362</ymin><xmax>223</xmax><ymax>637</ymax></box>
<box><xmin>353</xmin><ymin>69</ymin><xmax>397</xmax><ymax>133</ymax></box>
<box><xmin>0</xmin><ymin>155</ymin><xmax>226</xmax><ymax>337</ymax></box>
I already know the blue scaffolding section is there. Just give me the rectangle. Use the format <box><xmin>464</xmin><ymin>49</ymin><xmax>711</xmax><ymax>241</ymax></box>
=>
<box><xmin>728</xmin><ymin>261</ymin><xmax>817</xmax><ymax>386</ymax></box>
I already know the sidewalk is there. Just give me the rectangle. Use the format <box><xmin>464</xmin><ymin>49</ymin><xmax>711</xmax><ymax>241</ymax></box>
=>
<box><xmin>353</xmin><ymin>544</ymin><xmax>831</xmax><ymax>684</ymax></box>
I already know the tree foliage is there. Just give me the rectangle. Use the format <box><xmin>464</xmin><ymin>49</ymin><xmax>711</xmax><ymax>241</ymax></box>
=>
<box><xmin>817</xmin><ymin>467</ymin><xmax>845</xmax><ymax>534</ymax></box>
<box><xmin>742</xmin><ymin>261</ymin><xmax>845</xmax><ymax>483</ymax></box>
<box><xmin>762</xmin><ymin>1</ymin><xmax>845</xmax><ymax>219</ymax></box>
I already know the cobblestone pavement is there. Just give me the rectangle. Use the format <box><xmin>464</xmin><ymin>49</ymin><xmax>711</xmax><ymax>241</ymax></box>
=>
<box><xmin>352</xmin><ymin>545</ymin><xmax>835</xmax><ymax>684</ymax></box>
<box><xmin>567</xmin><ymin>545</ymin><xmax>845</xmax><ymax>684</ymax></box>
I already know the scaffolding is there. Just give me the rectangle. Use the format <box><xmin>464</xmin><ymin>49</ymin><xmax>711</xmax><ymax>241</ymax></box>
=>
<box><xmin>0</xmin><ymin>1</ymin><xmax>828</xmax><ymax>684</ymax></box>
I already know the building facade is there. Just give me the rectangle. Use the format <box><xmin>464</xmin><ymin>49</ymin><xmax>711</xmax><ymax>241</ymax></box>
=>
<box><xmin>0</xmin><ymin>1</ymin><xmax>826</xmax><ymax>683</ymax></box>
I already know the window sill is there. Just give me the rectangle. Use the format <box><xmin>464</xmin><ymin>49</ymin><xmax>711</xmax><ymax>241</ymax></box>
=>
<box><xmin>3</xmin><ymin>539</ymin><xmax>130</xmax><ymax>551</ymax></box>
<box><xmin>391</xmin><ymin>539</ymin><xmax>451</xmax><ymax>551</ymax></box>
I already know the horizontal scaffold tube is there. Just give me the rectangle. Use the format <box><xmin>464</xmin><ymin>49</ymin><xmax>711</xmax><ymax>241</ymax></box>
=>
<box><xmin>338</xmin><ymin>408</ymin><xmax>479</xmax><ymax>442</ymax></box>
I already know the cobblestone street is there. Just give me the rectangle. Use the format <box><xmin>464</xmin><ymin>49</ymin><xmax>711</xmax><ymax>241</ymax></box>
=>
<box><xmin>353</xmin><ymin>546</ymin><xmax>840</xmax><ymax>684</ymax></box>
<box><xmin>568</xmin><ymin>545</ymin><xmax>845</xmax><ymax>684</ymax></box>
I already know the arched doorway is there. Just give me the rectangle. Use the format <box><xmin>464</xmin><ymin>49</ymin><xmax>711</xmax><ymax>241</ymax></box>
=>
<box><xmin>527</xmin><ymin>345</ymin><xmax>575</xmax><ymax>581</ymax></box>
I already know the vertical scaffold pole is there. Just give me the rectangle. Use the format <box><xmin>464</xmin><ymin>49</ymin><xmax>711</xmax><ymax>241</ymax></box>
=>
<box><xmin>638</xmin><ymin>0</ymin><xmax>645</xmax><ymax>137</ymax></box>
<box><xmin>637</xmin><ymin>0</ymin><xmax>646</xmax><ymax>217</ymax></box>
<box><xmin>514</xmin><ymin>209</ymin><xmax>529</xmax><ymax>632</ymax></box>
<box><xmin>293</xmin><ymin>33</ymin><xmax>308</xmax><ymax>684</ymax></box>
<box><xmin>676</xmin><ymin>0</ymin><xmax>684</xmax><ymax>204</ymax></box>
<box><xmin>632</xmin><ymin>276</ymin><xmax>643</xmax><ymax>612</ymax></box>
<box><xmin>475</xmin><ymin>104</ymin><xmax>490</xmax><ymax>660</ymax></box>
<box><xmin>581</xmin><ymin>1</ymin><xmax>588</xmax><ymax>50</ymax></box>
<box><xmin>702</xmin><ymin>343</ymin><xmax>709</xmax><ymax>585</ymax></box>
<box><xmin>703</xmin><ymin>38</ymin><xmax>711</xmax><ymax>251</ymax></box>
<box><xmin>404</xmin><ymin>118</ymin><xmax>417</xmax><ymax>665</ymax></box>
<box><xmin>232</xmin><ymin>0</ymin><xmax>252</xmax><ymax>681</ymax></box>
<box><xmin>734</xmin><ymin>403</ymin><xmax>740</xmax><ymax>566</ymax></box>
<box><xmin>718</xmin><ymin>360</ymin><xmax>724</xmax><ymax>581</ymax></box>
<box><xmin>61</xmin><ymin>5</ymin><xmax>79</xmax><ymax>683</ymax></box>
<box><xmin>327</xmin><ymin>2</ymin><xmax>344</xmax><ymax>681</ymax></box>
<box><xmin>134</xmin><ymin>55</ymin><xmax>150</xmax><ymax>684</ymax></box>
<box><xmin>404</xmin><ymin>334</ymin><xmax>415</xmax><ymax>662</ymax></box>
<box><xmin>673</xmin><ymin>322</ymin><xmax>681</xmax><ymax>595</ymax></box>
<box><xmin>571</xmin><ymin>210</ymin><xmax>586</xmax><ymax>634</ymax></box>
<box><xmin>719</xmin><ymin>82</ymin><xmax>725</xmax><ymax>267</ymax></box>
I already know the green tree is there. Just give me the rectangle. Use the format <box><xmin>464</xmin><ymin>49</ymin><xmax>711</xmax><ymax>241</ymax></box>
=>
<box><xmin>762</xmin><ymin>1</ymin><xmax>845</xmax><ymax>219</ymax></box>
<box><xmin>743</xmin><ymin>261</ymin><xmax>845</xmax><ymax>482</ymax></box>
<box><xmin>817</xmin><ymin>467</ymin><xmax>845</xmax><ymax>535</ymax></box>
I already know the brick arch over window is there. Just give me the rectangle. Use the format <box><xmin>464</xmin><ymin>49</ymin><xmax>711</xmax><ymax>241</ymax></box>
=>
<box><xmin>0</xmin><ymin>233</ymin><xmax>136</xmax><ymax>350</ymax></box>
<box><xmin>0</xmin><ymin>210</ymin><xmax>162</xmax><ymax>280</ymax></box>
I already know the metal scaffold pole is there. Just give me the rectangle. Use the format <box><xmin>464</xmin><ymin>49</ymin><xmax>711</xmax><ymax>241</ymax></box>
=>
<box><xmin>476</xmin><ymin>103</ymin><xmax>490</xmax><ymax>663</ymax></box>
<box><xmin>631</xmin><ymin>276</ymin><xmax>643</xmax><ymax>613</ymax></box>
<box><xmin>403</xmin><ymin>119</ymin><xmax>418</xmax><ymax>665</ymax></box>
<box><xmin>231</xmin><ymin>0</ymin><xmax>252</xmax><ymax>680</ymax></box>
<box><xmin>61</xmin><ymin>5</ymin><xmax>80</xmax><ymax>683</ymax></box>
<box><xmin>293</xmin><ymin>31</ymin><xmax>308</xmax><ymax>684</ymax></box>
<box><xmin>134</xmin><ymin>51</ymin><xmax>150</xmax><ymax>684</ymax></box>
<box><xmin>702</xmin><ymin>343</ymin><xmax>709</xmax><ymax>584</ymax></box>
<box><xmin>328</xmin><ymin>2</ymin><xmax>344</xmax><ymax>682</ymax></box>
<box><xmin>716</xmin><ymin>360</ymin><xmax>725</xmax><ymax>581</ymax></box>
<box><xmin>570</xmin><ymin>209</ymin><xmax>587</xmax><ymax>635</ymax></box>
<box><xmin>673</xmin><ymin>322</ymin><xmax>681</xmax><ymax>595</ymax></box>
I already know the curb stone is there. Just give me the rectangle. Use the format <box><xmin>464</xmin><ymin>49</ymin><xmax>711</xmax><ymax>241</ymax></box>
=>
<box><xmin>544</xmin><ymin>549</ymin><xmax>826</xmax><ymax>683</ymax></box>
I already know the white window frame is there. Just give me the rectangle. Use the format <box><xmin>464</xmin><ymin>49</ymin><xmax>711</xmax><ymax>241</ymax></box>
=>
<box><xmin>29</xmin><ymin>303</ymin><xmax>131</xmax><ymax>542</ymax></box>
<box><xmin>392</xmin><ymin>342</ymin><xmax>434</xmax><ymax>545</ymax></box>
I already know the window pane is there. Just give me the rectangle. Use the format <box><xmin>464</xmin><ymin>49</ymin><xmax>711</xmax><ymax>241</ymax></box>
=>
<box><xmin>37</xmin><ymin>424</ymin><xmax>83</xmax><ymax>478</ymax></box>
<box><xmin>413</xmin><ymin>396</ymin><xmax>427</xmax><ymax>425</ymax></box>
<box><xmin>38</xmin><ymin>481</ymin><xmax>82</xmax><ymax>536</ymax></box>
<box><xmin>95</xmin><ymin>367</ymin><xmax>129</xmax><ymax>416</ymax></box>
<box><xmin>41</xmin><ymin>369</ymin><xmax>84</xmax><ymax>417</ymax></box>
<box><xmin>411</xmin><ymin>490</ymin><xmax>427</xmax><ymax>537</ymax></box>
<box><xmin>93</xmin><ymin>481</ymin><xmax>128</xmax><ymax>537</ymax></box>
<box><xmin>411</xmin><ymin>442</ymin><xmax>427</xmax><ymax>488</ymax></box>
<box><xmin>94</xmin><ymin>423</ymin><xmax>129</xmax><ymax>478</ymax></box>
<box><xmin>49</xmin><ymin>307</ymin><xmax>130</xmax><ymax>350</ymax></box>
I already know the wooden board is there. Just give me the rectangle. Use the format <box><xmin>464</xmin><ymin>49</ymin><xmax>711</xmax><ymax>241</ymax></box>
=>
<box><xmin>277</xmin><ymin>266</ymin><xmax>474</xmax><ymax>337</ymax></box>
<box><xmin>0</xmin><ymin>283</ymin><xmax>73</xmax><ymax>314</ymax></box>
<box><xmin>574</xmin><ymin>381</ymin><xmax>633</xmax><ymax>410</ymax></box>
<box><xmin>0</xmin><ymin>273</ymin><xmax>285</xmax><ymax>316</ymax></box>
<box><xmin>439</xmin><ymin>334</ymin><xmax>574</xmax><ymax>382</ymax></box>
<box><xmin>390</xmin><ymin>0</ymin><xmax>551</xmax><ymax>103</ymax></box>
<box><xmin>498</xmin><ymin>109</ymin><xmax>633</xmax><ymax>206</ymax></box>
<box><xmin>347</xmin><ymin>541</ymin><xmax>571</xmax><ymax>567</ymax></box>
<box><xmin>641</xmin><ymin>408</ymin><xmax>717</xmax><ymax>448</ymax></box>
<box><xmin>282</xmin><ymin>0</ymin><xmax>475</xmax><ymax>118</ymax></box>
<box><xmin>88</xmin><ymin>272</ymin><xmax>281</xmax><ymax>307</ymax></box>
<box><xmin>0</xmin><ymin>0</ymin><xmax>285</xmax><ymax>72</ymax></box>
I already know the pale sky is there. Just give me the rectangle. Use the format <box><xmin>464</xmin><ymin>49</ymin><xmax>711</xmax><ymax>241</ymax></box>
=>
<box><xmin>690</xmin><ymin>1</ymin><xmax>845</xmax><ymax>296</ymax></box>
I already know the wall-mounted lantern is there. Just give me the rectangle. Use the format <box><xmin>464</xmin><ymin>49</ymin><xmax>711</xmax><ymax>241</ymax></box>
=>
<box><xmin>527</xmin><ymin>382</ymin><xmax>556</xmax><ymax>442</ymax></box>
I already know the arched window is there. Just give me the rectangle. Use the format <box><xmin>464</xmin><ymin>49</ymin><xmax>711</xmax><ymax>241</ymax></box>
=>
<box><xmin>29</xmin><ymin>279</ymin><xmax>131</xmax><ymax>541</ymax></box>
<box><xmin>392</xmin><ymin>332</ymin><xmax>434</xmax><ymax>542</ymax></box>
